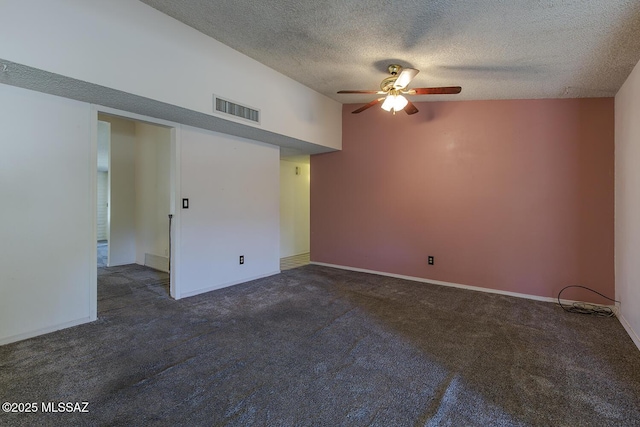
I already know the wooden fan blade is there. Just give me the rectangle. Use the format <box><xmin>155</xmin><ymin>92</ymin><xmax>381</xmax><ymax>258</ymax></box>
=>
<box><xmin>394</xmin><ymin>68</ymin><xmax>419</xmax><ymax>89</ymax></box>
<box><xmin>404</xmin><ymin>100</ymin><xmax>419</xmax><ymax>115</ymax></box>
<box><xmin>409</xmin><ymin>86</ymin><xmax>462</xmax><ymax>95</ymax></box>
<box><xmin>352</xmin><ymin>98</ymin><xmax>385</xmax><ymax>114</ymax></box>
<box><xmin>338</xmin><ymin>90</ymin><xmax>382</xmax><ymax>94</ymax></box>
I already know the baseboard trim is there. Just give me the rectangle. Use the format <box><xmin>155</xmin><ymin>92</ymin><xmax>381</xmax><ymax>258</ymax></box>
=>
<box><xmin>281</xmin><ymin>251</ymin><xmax>311</xmax><ymax>259</ymax></box>
<box><xmin>310</xmin><ymin>262</ymin><xmax>608</xmax><ymax>307</ymax></box>
<box><xmin>0</xmin><ymin>316</ymin><xmax>93</xmax><ymax>346</ymax></box>
<box><xmin>618</xmin><ymin>314</ymin><xmax>640</xmax><ymax>351</ymax></box>
<box><xmin>144</xmin><ymin>253</ymin><xmax>169</xmax><ymax>272</ymax></box>
<box><xmin>179</xmin><ymin>270</ymin><xmax>281</xmax><ymax>299</ymax></box>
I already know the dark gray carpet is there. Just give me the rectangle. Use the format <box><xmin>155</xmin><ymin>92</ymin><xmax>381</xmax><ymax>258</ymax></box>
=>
<box><xmin>1</xmin><ymin>264</ymin><xmax>639</xmax><ymax>426</ymax></box>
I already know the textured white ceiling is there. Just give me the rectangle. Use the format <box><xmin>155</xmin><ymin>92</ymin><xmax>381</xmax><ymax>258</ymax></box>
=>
<box><xmin>139</xmin><ymin>0</ymin><xmax>640</xmax><ymax>104</ymax></box>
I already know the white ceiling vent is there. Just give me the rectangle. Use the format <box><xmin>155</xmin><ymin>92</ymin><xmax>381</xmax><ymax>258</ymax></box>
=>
<box><xmin>214</xmin><ymin>95</ymin><xmax>260</xmax><ymax>124</ymax></box>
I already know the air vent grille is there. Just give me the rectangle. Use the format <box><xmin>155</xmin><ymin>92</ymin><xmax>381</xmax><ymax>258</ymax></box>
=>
<box><xmin>214</xmin><ymin>96</ymin><xmax>260</xmax><ymax>123</ymax></box>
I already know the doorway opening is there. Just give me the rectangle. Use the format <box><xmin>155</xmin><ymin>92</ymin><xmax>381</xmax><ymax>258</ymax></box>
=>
<box><xmin>279</xmin><ymin>155</ymin><xmax>310</xmax><ymax>270</ymax></box>
<box><xmin>96</xmin><ymin>112</ymin><xmax>174</xmax><ymax>302</ymax></box>
<box><xmin>97</xmin><ymin>120</ymin><xmax>110</xmax><ymax>267</ymax></box>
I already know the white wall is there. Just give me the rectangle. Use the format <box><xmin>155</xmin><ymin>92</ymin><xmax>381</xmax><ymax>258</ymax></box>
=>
<box><xmin>179</xmin><ymin>126</ymin><xmax>280</xmax><ymax>297</ymax></box>
<box><xmin>102</xmin><ymin>115</ymin><xmax>137</xmax><ymax>266</ymax></box>
<box><xmin>0</xmin><ymin>85</ymin><xmax>284</xmax><ymax>344</ymax></box>
<box><xmin>280</xmin><ymin>160</ymin><xmax>311</xmax><ymax>257</ymax></box>
<box><xmin>0</xmin><ymin>84</ymin><xmax>93</xmax><ymax>344</ymax></box>
<box><xmin>0</xmin><ymin>0</ymin><xmax>341</xmax><ymax>151</ymax></box>
<box><xmin>615</xmin><ymin>58</ymin><xmax>640</xmax><ymax>350</ymax></box>
<box><xmin>135</xmin><ymin>122</ymin><xmax>171</xmax><ymax>270</ymax></box>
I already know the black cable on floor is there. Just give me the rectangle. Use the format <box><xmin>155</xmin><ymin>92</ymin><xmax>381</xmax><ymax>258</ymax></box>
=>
<box><xmin>557</xmin><ymin>285</ymin><xmax>620</xmax><ymax>317</ymax></box>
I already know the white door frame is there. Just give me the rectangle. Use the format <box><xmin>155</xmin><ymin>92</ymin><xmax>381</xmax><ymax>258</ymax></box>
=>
<box><xmin>89</xmin><ymin>104</ymin><xmax>182</xmax><ymax>320</ymax></box>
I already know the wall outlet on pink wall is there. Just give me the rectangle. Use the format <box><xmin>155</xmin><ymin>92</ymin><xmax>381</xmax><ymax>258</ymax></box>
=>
<box><xmin>428</xmin><ymin>256</ymin><xmax>434</xmax><ymax>265</ymax></box>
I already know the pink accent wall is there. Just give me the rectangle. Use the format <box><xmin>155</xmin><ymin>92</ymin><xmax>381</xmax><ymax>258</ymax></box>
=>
<box><xmin>311</xmin><ymin>98</ymin><xmax>614</xmax><ymax>304</ymax></box>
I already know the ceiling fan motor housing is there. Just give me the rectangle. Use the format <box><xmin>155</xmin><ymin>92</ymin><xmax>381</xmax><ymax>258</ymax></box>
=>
<box><xmin>380</xmin><ymin>64</ymin><xmax>403</xmax><ymax>92</ymax></box>
<box><xmin>387</xmin><ymin>64</ymin><xmax>402</xmax><ymax>75</ymax></box>
<box><xmin>380</xmin><ymin>76</ymin><xmax>398</xmax><ymax>92</ymax></box>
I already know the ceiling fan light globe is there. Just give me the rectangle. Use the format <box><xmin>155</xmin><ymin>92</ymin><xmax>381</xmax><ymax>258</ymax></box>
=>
<box><xmin>394</xmin><ymin>95</ymin><xmax>408</xmax><ymax>111</ymax></box>
<box><xmin>381</xmin><ymin>95</ymin><xmax>395</xmax><ymax>111</ymax></box>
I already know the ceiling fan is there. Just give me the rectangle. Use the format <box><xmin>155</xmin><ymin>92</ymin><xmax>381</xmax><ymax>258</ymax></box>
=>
<box><xmin>338</xmin><ymin>64</ymin><xmax>462</xmax><ymax>115</ymax></box>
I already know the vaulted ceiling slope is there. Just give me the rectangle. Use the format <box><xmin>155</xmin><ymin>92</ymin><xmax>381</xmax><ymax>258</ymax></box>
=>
<box><xmin>140</xmin><ymin>0</ymin><xmax>640</xmax><ymax>103</ymax></box>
